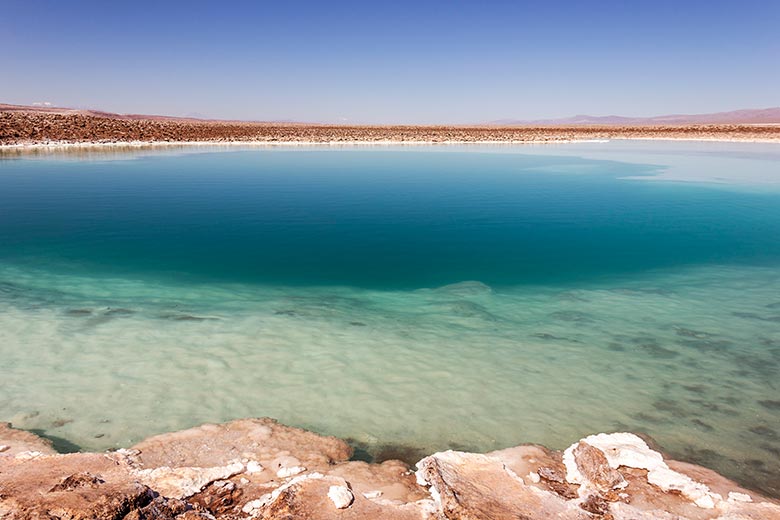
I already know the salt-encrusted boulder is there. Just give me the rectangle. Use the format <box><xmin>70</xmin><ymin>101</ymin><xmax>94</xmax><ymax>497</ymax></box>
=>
<box><xmin>417</xmin><ymin>434</ymin><xmax>780</xmax><ymax>520</ymax></box>
<box><xmin>416</xmin><ymin>450</ymin><xmax>591</xmax><ymax>519</ymax></box>
<box><xmin>560</xmin><ymin>432</ymin><xmax>780</xmax><ymax>519</ymax></box>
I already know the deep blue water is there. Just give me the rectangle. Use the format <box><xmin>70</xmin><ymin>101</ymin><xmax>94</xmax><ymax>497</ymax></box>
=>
<box><xmin>2</xmin><ymin>148</ymin><xmax>780</xmax><ymax>287</ymax></box>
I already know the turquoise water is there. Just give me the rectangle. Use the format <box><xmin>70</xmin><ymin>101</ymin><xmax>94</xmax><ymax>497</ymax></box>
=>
<box><xmin>1</xmin><ymin>142</ymin><xmax>779</xmax><ymax>496</ymax></box>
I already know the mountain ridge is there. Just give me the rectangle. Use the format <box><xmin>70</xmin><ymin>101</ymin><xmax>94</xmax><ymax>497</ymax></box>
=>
<box><xmin>490</xmin><ymin>107</ymin><xmax>780</xmax><ymax>126</ymax></box>
<box><xmin>3</xmin><ymin>103</ymin><xmax>780</xmax><ymax>126</ymax></box>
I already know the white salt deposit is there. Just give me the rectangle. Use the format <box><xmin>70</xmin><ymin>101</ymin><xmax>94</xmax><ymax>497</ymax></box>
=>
<box><xmin>327</xmin><ymin>485</ymin><xmax>354</xmax><ymax>509</ymax></box>
<box><xmin>276</xmin><ymin>466</ymin><xmax>306</xmax><ymax>478</ymax></box>
<box><xmin>246</xmin><ymin>461</ymin><xmax>264</xmax><ymax>474</ymax></box>
<box><xmin>728</xmin><ymin>491</ymin><xmax>752</xmax><ymax>503</ymax></box>
<box><xmin>564</xmin><ymin>433</ymin><xmax>720</xmax><ymax>509</ymax></box>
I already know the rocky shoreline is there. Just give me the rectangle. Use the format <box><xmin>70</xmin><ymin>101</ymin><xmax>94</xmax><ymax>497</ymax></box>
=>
<box><xmin>2</xmin><ymin>109</ymin><xmax>780</xmax><ymax>147</ymax></box>
<box><xmin>1</xmin><ymin>419</ymin><xmax>778</xmax><ymax>519</ymax></box>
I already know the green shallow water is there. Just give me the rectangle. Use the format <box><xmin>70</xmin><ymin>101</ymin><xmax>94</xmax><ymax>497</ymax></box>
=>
<box><xmin>0</xmin><ymin>142</ymin><xmax>779</xmax><ymax>496</ymax></box>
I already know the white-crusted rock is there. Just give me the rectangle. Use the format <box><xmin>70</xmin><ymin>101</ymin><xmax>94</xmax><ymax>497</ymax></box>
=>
<box><xmin>327</xmin><ymin>484</ymin><xmax>354</xmax><ymax>508</ymax></box>
<box><xmin>277</xmin><ymin>465</ymin><xmax>306</xmax><ymax>478</ymax></box>
<box><xmin>133</xmin><ymin>461</ymin><xmax>244</xmax><ymax>499</ymax></box>
<box><xmin>246</xmin><ymin>460</ymin><xmax>264</xmax><ymax>474</ymax></box>
<box><xmin>564</xmin><ymin>433</ymin><xmax>720</xmax><ymax>509</ymax></box>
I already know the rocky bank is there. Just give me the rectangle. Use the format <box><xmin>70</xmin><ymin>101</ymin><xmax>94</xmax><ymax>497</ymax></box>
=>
<box><xmin>3</xmin><ymin>109</ymin><xmax>780</xmax><ymax>147</ymax></box>
<box><xmin>1</xmin><ymin>419</ymin><xmax>778</xmax><ymax>519</ymax></box>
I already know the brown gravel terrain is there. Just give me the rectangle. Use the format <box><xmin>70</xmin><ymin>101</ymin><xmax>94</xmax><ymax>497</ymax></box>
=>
<box><xmin>2</xmin><ymin>108</ymin><xmax>780</xmax><ymax>146</ymax></box>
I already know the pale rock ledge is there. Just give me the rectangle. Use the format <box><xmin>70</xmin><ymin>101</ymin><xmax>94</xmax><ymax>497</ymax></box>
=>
<box><xmin>1</xmin><ymin>420</ymin><xmax>779</xmax><ymax>520</ymax></box>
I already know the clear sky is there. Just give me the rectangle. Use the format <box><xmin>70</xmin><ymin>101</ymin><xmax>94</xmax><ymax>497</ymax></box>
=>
<box><xmin>2</xmin><ymin>0</ymin><xmax>778</xmax><ymax>124</ymax></box>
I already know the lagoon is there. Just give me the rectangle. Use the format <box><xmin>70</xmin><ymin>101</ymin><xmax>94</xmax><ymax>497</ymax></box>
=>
<box><xmin>1</xmin><ymin>141</ymin><xmax>778</xmax><ymax>496</ymax></box>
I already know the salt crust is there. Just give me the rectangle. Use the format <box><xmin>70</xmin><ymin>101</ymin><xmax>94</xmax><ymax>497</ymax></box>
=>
<box><xmin>242</xmin><ymin>472</ymin><xmax>325</xmax><ymax>515</ymax></box>
<box><xmin>327</xmin><ymin>484</ymin><xmax>354</xmax><ymax>508</ymax></box>
<box><xmin>276</xmin><ymin>465</ymin><xmax>306</xmax><ymax>478</ymax></box>
<box><xmin>563</xmin><ymin>432</ymin><xmax>721</xmax><ymax>509</ymax></box>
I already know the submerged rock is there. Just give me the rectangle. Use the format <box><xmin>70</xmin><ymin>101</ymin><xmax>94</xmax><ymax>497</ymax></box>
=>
<box><xmin>2</xmin><ymin>421</ymin><xmax>780</xmax><ymax>519</ymax></box>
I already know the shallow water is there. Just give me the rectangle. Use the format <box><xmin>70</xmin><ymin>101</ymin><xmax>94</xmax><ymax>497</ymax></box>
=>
<box><xmin>1</xmin><ymin>142</ymin><xmax>779</xmax><ymax>496</ymax></box>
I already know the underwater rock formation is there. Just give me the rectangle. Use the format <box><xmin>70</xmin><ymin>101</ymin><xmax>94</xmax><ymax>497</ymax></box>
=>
<box><xmin>1</xmin><ymin>419</ymin><xmax>779</xmax><ymax>519</ymax></box>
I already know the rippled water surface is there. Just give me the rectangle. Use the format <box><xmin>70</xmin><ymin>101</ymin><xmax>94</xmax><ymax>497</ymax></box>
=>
<box><xmin>1</xmin><ymin>142</ymin><xmax>779</xmax><ymax>495</ymax></box>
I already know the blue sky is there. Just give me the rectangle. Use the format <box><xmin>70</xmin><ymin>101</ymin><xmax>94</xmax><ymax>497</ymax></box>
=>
<box><xmin>1</xmin><ymin>0</ymin><xmax>778</xmax><ymax>123</ymax></box>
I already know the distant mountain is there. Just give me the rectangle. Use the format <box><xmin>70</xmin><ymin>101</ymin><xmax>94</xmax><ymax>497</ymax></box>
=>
<box><xmin>489</xmin><ymin>108</ymin><xmax>780</xmax><ymax>126</ymax></box>
<box><xmin>3</xmin><ymin>103</ymin><xmax>780</xmax><ymax>126</ymax></box>
<box><xmin>0</xmin><ymin>103</ymin><xmax>218</xmax><ymax>122</ymax></box>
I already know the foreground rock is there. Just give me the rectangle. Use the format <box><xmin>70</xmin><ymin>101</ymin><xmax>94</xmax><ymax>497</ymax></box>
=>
<box><xmin>1</xmin><ymin>420</ymin><xmax>779</xmax><ymax>519</ymax></box>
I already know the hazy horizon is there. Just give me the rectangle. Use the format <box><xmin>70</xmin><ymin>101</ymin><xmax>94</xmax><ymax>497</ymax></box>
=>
<box><xmin>2</xmin><ymin>0</ymin><xmax>779</xmax><ymax>124</ymax></box>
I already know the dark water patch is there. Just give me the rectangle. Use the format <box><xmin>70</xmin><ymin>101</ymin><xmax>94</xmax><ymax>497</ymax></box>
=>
<box><xmin>104</xmin><ymin>308</ymin><xmax>135</xmax><ymax>316</ymax></box>
<box><xmin>759</xmin><ymin>400</ymin><xmax>780</xmax><ymax>411</ymax></box>
<box><xmin>442</xmin><ymin>301</ymin><xmax>500</xmax><ymax>321</ymax></box>
<box><xmin>687</xmin><ymin>398</ymin><xmax>737</xmax><ymax>414</ymax></box>
<box><xmin>0</xmin><ymin>282</ymin><xmax>25</xmax><ymax>299</ymax></box>
<box><xmin>549</xmin><ymin>311</ymin><xmax>593</xmax><ymax>323</ymax></box>
<box><xmin>635</xmin><ymin>341</ymin><xmax>679</xmax><ymax>359</ymax></box>
<box><xmin>735</xmin><ymin>357</ymin><xmax>780</xmax><ymax>381</ymax></box>
<box><xmin>372</xmin><ymin>443</ymin><xmax>429</xmax><ymax>465</ymax></box>
<box><xmin>446</xmin><ymin>441</ymin><xmax>478</xmax><ymax>452</ymax></box>
<box><xmin>762</xmin><ymin>444</ymin><xmax>780</xmax><ymax>457</ymax></box>
<box><xmin>732</xmin><ymin>311</ymin><xmax>780</xmax><ymax>322</ymax></box>
<box><xmin>691</xmin><ymin>419</ymin><xmax>715</xmax><ymax>431</ymax></box>
<box><xmin>432</xmin><ymin>281</ymin><xmax>493</xmax><ymax>296</ymax></box>
<box><xmin>347</xmin><ymin>443</ymin><xmax>373</xmax><ymax>463</ymax></box>
<box><xmin>678</xmin><ymin>446</ymin><xmax>727</xmax><ymax>468</ymax></box>
<box><xmin>744</xmin><ymin>458</ymin><xmax>767</xmax><ymax>469</ymax></box>
<box><xmin>766</xmin><ymin>302</ymin><xmax>780</xmax><ymax>309</ymax></box>
<box><xmin>532</xmin><ymin>332</ymin><xmax>579</xmax><ymax>343</ymax></box>
<box><xmin>721</xmin><ymin>395</ymin><xmax>742</xmax><ymax>406</ymax></box>
<box><xmin>632</xmin><ymin>412</ymin><xmax>670</xmax><ymax>424</ymax></box>
<box><xmin>648</xmin><ymin>437</ymin><xmax>779</xmax><ymax>497</ymax></box>
<box><xmin>158</xmin><ymin>313</ymin><xmax>214</xmax><ymax>322</ymax></box>
<box><xmin>748</xmin><ymin>425</ymin><xmax>776</xmax><ymax>439</ymax></box>
<box><xmin>28</xmin><ymin>429</ymin><xmax>82</xmax><ymax>453</ymax></box>
<box><xmin>676</xmin><ymin>338</ymin><xmax>732</xmax><ymax>351</ymax></box>
<box><xmin>349</xmin><ymin>321</ymin><xmax>367</xmax><ymax>327</ymax></box>
<box><xmin>611</xmin><ymin>421</ymin><xmax>631</xmax><ymax>431</ymax></box>
<box><xmin>611</xmin><ymin>287</ymin><xmax>675</xmax><ymax>297</ymax></box>
<box><xmin>274</xmin><ymin>309</ymin><xmax>299</xmax><ymax>317</ymax></box>
<box><xmin>607</xmin><ymin>342</ymin><xmax>625</xmax><ymax>351</ymax></box>
<box><xmin>652</xmin><ymin>399</ymin><xmax>689</xmax><ymax>418</ymax></box>
<box><xmin>674</xmin><ymin>327</ymin><xmax>714</xmax><ymax>339</ymax></box>
<box><xmin>64</xmin><ymin>308</ymin><xmax>93</xmax><ymax>317</ymax></box>
<box><xmin>682</xmin><ymin>384</ymin><xmax>707</xmax><ymax>394</ymax></box>
<box><xmin>345</xmin><ymin>439</ymin><xmax>426</xmax><ymax>465</ymax></box>
<box><xmin>759</xmin><ymin>337</ymin><xmax>780</xmax><ymax>349</ymax></box>
<box><xmin>557</xmin><ymin>291</ymin><xmax>589</xmax><ymax>302</ymax></box>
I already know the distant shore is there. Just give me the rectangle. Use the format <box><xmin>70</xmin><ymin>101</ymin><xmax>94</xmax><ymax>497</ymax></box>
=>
<box><xmin>2</xmin><ymin>109</ymin><xmax>780</xmax><ymax>151</ymax></box>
